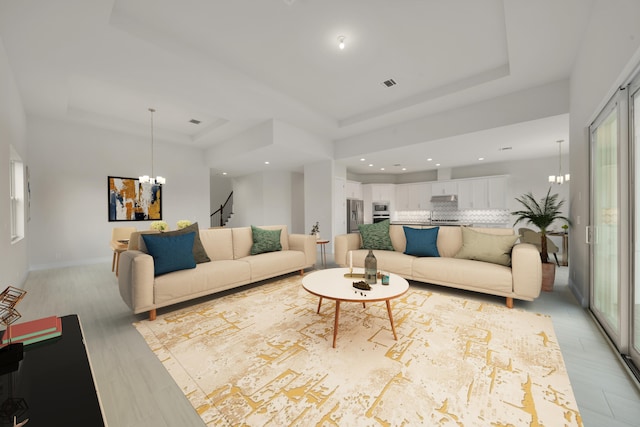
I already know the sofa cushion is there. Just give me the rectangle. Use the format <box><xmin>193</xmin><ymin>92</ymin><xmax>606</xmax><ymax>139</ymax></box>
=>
<box><xmin>412</xmin><ymin>257</ymin><xmax>513</xmax><ymax>294</ymax></box>
<box><xmin>358</xmin><ymin>220</ymin><xmax>394</xmax><ymax>251</ymax></box>
<box><xmin>250</xmin><ymin>226</ymin><xmax>282</xmax><ymax>255</ymax></box>
<box><xmin>200</xmin><ymin>227</ymin><xmax>234</xmax><ymax>261</ymax></box>
<box><xmin>454</xmin><ymin>227</ymin><xmax>519</xmax><ymax>266</ymax></box>
<box><xmin>142</xmin><ymin>232</ymin><xmax>197</xmax><ymax>276</ymax></box>
<box><xmin>404</xmin><ymin>226</ymin><xmax>440</xmax><ymax>257</ymax></box>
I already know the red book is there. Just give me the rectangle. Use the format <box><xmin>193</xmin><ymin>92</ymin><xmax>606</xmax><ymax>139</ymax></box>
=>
<box><xmin>2</xmin><ymin>316</ymin><xmax>59</xmax><ymax>344</ymax></box>
<box><xmin>11</xmin><ymin>317</ymin><xmax>62</xmax><ymax>346</ymax></box>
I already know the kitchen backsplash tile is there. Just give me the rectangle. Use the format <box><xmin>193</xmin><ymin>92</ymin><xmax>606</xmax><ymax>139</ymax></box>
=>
<box><xmin>394</xmin><ymin>205</ymin><xmax>511</xmax><ymax>225</ymax></box>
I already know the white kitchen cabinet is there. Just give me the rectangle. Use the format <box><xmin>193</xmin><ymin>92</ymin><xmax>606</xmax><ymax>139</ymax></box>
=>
<box><xmin>395</xmin><ymin>182</ymin><xmax>431</xmax><ymax>211</ymax></box>
<box><xmin>370</xmin><ymin>184</ymin><xmax>395</xmax><ymax>202</ymax></box>
<box><xmin>395</xmin><ymin>184</ymin><xmax>411</xmax><ymax>211</ymax></box>
<box><xmin>458</xmin><ymin>179</ymin><xmax>488</xmax><ymax>209</ymax></box>
<box><xmin>346</xmin><ymin>180</ymin><xmax>362</xmax><ymax>200</ymax></box>
<box><xmin>487</xmin><ymin>176</ymin><xmax>508</xmax><ymax>208</ymax></box>
<box><xmin>431</xmin><ymin>181</ymin><xmax>458</xmax><ymax>196</ymax></box>
<box><xmin>412</xmin><ymin>182</ymin><xmax>431</xmax><ymax>210</ymax></box>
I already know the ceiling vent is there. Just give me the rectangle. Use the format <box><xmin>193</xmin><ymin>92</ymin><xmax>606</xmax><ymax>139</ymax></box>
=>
<box><xmin>189</xmin><ymin>119</ymin><xmax>201</xmax><ymax>125</ymax></box>
<box><xmin>381</xmin><ymin>78</ymin><xmax>397</xmax><ymax>88</ymax></box>
<box><xmin>498</xmin><ymin>146</ymin><xmax>512</xmax><ymax>151</ymax></box>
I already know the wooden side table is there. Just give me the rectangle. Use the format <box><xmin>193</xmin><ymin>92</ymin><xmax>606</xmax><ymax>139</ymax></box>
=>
<box><xmin>548</xmin><ymin>231</ymin><xmax>568</xmax><ymax>266</ymax></box>
<box><xmin>316</xmin><ymin>239</ymin><xmax>330</xmax><ymax>268</ymax></box>
<box><xmin>110</xmin><ymin>240</ymin><xmax>128</xmax><ymax>276</ymax></box>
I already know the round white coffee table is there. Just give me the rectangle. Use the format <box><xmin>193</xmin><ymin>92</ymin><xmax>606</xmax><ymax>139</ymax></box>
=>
<box><xmin>302</xmin><ymin>267</ymin><xmax>409</xmax><ymax>348</ymax></box>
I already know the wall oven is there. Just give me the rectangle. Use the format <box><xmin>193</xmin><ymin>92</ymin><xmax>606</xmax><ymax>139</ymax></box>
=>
<box><xmin>372</xmin><ymin>201</ymin><xmax>390</xmax><ymax>223</ymax></box>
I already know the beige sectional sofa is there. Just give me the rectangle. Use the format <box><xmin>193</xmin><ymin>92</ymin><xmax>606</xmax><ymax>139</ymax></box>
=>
<box><xmin>118</xmin><ymin>225</ymin><xmax>316</xmax><ymax>320</ymax></box>
<box><xmin>334</xmin><ymin>225</ymin><xmax>542</xmax><ymax>308</ymax></box>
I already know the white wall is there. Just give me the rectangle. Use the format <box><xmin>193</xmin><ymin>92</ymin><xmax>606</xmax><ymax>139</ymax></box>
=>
<box><xmin>304</xmin><ymin>160</ymin><xmax>335</xmax><ymax>250</ymax></box>
<box><xmin>568</xmin><ymin>1</ymin><xmax>640</xmax><ymax>305</ymax></box>
<box><xmin>27</xmin><ymin>116</ymin><xmax>210</xmax><ymax>269</ymax></box>
<box><xmin>229</xmin><ymin>171</ymin><xmax>296</xmax><ymax>229</ymax></box>
<box><xmin>0</xmin><ymin>37</ymin><xmax>28</xmax><ymax>286</ymax></box>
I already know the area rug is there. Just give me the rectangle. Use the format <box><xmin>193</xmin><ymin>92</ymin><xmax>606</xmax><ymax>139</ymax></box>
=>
<box><xmin>134</xmin><ymin>274</ymin><xmax>582</xmax><ymax>426</ymax></box>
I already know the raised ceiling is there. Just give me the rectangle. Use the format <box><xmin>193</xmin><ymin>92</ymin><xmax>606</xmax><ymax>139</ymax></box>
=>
<box><xmin>0</xmin><ymin>0</ymin><xmax>592</xmax><ymax>176</ymax></box>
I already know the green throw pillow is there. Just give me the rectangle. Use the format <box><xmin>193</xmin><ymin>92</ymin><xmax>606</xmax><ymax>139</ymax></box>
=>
<box><xmin>251</xmin><ymin>226</ymin><xmax>282</xmax><ymax>255</ymax></box>
<box><xmin>358</xmin><ymin>220</ymin><xmax>394</xmax><ymax>251</ymax></box>
<box><xmin>454</xmin><ymin>227</ymin><xmax>519</xmax><ymax>266</ymax></box>
<box><xmin>153</xmin><ymin>222</ymin><xmax>211</xmax><ymax>264</ymax></box>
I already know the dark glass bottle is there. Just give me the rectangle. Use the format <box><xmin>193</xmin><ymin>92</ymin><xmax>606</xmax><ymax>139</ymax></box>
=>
<box><xmin>364</xmin><ymin>250</ymin><xmax>377</xmax><ymax>284</ymax></box>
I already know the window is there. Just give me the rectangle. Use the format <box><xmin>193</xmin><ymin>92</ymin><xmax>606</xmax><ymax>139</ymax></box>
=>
<box><xmin>9</xmin><ymin>145</ymin><xmax>24</xmax><ymax>243</ymax></box>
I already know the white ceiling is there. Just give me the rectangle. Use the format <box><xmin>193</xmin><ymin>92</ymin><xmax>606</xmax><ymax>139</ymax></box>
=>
<box><xmin>0</xmin><ymin>0</ymin><xmax>591</xmax><ymax>176</ymax></box>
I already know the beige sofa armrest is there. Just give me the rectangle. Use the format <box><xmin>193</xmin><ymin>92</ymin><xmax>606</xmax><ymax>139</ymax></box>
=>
<box><xmin>511</xmin><ymin>243</ymin><xmax>542</xmax><ymax>299</ymax></box>
<box><xmin>118</xmin><ymin>250</ymin><xmax>155</xmax><ymax>313</ymax></box>
<box><xmin>334</xmin><ymin>233</ymin><xmax>362</xmax><ymax>266</ymax></box>
<box><xmin>289</xmin><ymin>233</ymin><xmax>316</xmax><ymax>267</ymax></box>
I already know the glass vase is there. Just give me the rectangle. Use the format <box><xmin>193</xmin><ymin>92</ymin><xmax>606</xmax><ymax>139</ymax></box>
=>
<box><xmin>364</xmin><ymin>250</ymin><xmax>377</xmax><ymax>284</ymax></box>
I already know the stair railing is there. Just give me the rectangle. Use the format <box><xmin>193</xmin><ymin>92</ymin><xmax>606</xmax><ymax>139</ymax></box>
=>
<box><xmin>210</xmin><ymin>191</ymin><xmax>233</xmax><ymax>227</ymax></box>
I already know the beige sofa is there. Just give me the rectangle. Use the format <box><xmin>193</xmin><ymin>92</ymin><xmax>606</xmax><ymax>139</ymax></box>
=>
<box><xmin>118</xmin><ymin>225</ymin><xmax>316</xmax><ymax>320</ymax></box>
<box><xmin>334</xmin><ymin>225</ymin><xmax>542</xmax><ymax>308</ymax></box>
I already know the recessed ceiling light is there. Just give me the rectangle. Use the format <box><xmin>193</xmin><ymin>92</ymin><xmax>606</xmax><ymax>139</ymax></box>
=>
<box><xmin>402</xmin><ymin>167</ymin><xmax>407</xmax><ymax>171</ymax></box>
<box><xmin>368</xmin><ymin>164</ymin><xmax>373</xmax><ymax>167</ymax></box>
<box><xmin>380</xmin><ymin>168</ymin><xmax>385</xmax><ymax>171</ymax></box>
<box><xmin>264</xmin><ymin>161</ymin><xmax>270</xmax><ymax>165</ymax></box>
<box><xmin>222</xmin><ymin>172</ymin><xmax>227</xmax><ymax>175</ymax></box>
<box><xmin>427</xmin><ymin>158</ymin><xmax>432</xmax><ymax>162</ymax></box>
<box><xmin>436</xmin><ymin>163</ymin><xmax>441</xmax><ymax>166</ymax></box>
<box><xmin>337</xmin><ymin>36</ymin><xmax>345</xmax><ymax>50</ymax></box>
<box><xmin>478</xmin><ymin>157</ymin><xmax>484</xmax><ymax>161</ymax></box>
<box><xmin>360</xmin><ymin>158</ymin><xmax>365</xmax><ymax>162</ymax></box>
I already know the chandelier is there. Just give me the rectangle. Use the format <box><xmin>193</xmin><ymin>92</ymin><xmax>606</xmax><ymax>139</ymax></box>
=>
<box><xmin>549</xmin><ymin>139</ymin><xmax>570</xmax><ymax>185</ymax></box>
<box><xmin>139</xmin><ymin>108</ymin><xmax>166</xmax><ymax>185</ymax></box>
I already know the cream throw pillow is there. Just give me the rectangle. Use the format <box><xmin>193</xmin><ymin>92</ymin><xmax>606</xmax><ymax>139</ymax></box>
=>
<box><xmin>454</xmin><ymin>227</ymin><xmax>519</xmax><ymax>266</ymax></box>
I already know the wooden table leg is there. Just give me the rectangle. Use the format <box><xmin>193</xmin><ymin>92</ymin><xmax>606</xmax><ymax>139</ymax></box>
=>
<box><xmin>333</xmin><ymin>300</ymin><xmax>341</xmax><ymax>348</ymax></box>
<box><xmin>386</xmin><ymin>300</ymin><xmax>398</xmax><ymax>341</ymax></box>
<box><xmin>317</xmin><ymin>297</ymin><xmax>323</xmax><ymax>314</ymax></box>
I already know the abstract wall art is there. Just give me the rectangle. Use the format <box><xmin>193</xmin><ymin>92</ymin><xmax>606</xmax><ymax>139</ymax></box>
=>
<box><xmin>108</xmin><ymin>176</ymin><xmax>162</xmax><ymax>222</ymax></box>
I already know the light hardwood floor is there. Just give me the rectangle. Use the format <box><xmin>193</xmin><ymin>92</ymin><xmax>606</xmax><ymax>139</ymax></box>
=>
<box><xmin>17</xmin><ymin>259</ymin><xmax>640</xmax><ymax>426</ymax></box>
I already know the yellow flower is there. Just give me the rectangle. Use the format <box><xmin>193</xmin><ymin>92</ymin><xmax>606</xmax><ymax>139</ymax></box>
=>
<box><xmin>150</xmin><ymin>221</ymin><xmax>168</xmax><ymax>231</ymax></box>
<box><xmin>177</xmin><ymin>220</ymin><xmax>192</xmax><ymax>229</ymax></box>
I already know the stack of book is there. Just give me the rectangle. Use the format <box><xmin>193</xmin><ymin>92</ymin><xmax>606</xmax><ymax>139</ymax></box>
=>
<box><xmin>2</xmin><ymin>316</ymin><xmax>62</xmax><ymax>346</ymax></box>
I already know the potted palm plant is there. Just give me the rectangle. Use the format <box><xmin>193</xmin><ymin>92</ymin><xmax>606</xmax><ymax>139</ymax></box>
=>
<box><xmin>511</xmin><ymin>188</ymin><xmax>570</xmax><ymax>291</ymax></box>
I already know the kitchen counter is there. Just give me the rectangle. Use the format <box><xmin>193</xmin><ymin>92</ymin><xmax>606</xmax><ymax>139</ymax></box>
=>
<box><xmin>391</xmin><ymin>221</ymin><xmax>474</xmax><ymax>227</ymax></box>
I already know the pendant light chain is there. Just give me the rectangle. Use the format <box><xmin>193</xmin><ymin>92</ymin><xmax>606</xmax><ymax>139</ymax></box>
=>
<box><xmin>149</xmin><ymin>108</ymin><xmax>155</xmax><ymax>179</ymax></box>
<box><xmin>139</xmin><ymin>107</ymin><xmax>165</xmax><ymax>185</ymax></box>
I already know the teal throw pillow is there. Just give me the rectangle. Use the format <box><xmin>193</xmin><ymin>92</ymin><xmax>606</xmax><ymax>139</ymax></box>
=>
<box><xmin>251</xmin><ymin>226</ymin><xmax>282</xmax><ymax>255</ymax></box>
<box><xmin>403</xmin><ymin>226</ymin><xmax>440</xmax><ymax>257</ymax></box>
<box><xmin>142</xmin><ymin>232</ymin><xmax>197</xmax><ymax>276</ymax></box>
<box><xmin>153</xmin><ymin>222</ymin><xmax>211</xmax><ymax>264</ymax></box>
<box><xmin>358</xmin><ymin>219</ymin><xmax>394</xmax><ymax>251</ymax></box>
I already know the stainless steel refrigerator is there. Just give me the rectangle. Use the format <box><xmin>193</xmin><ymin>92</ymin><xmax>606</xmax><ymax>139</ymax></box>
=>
<box><xmin>346</xmin><ymin>199</ymin><xmax>364</xmax><ymax>233</ymax></box>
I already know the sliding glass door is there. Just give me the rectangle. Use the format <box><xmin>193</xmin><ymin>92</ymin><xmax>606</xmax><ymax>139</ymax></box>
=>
<box><xmin>631</xmin><ymin>79</ymin><xmax>640</xmax><ymax>369</ymax></box>
<box><xmin>590</xmin><ymin>95</ymin><xmax>624</xmax><ymax>344</ymax></box>
<box><xmin>590</xmin><ymin>76</ymin><xmax>640</xmax><ymax>375</ymax></box>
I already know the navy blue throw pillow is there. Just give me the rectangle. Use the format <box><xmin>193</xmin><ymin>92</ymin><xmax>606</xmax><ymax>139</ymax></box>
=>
<box><xmin>142</xmin><ymin>232</ymin><xmax>197</xmax><ymax>276</ymax></box>
<box><xmin>403</xmin><ymin>226</ymin><xmax>440</xmax><ymax>257</ymax></box>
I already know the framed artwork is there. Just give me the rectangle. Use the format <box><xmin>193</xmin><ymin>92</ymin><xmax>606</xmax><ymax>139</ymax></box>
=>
<box><xmin>108</xmin><ymin>176</ymin><xmax>162</xmax><ymax>222</ymax></box>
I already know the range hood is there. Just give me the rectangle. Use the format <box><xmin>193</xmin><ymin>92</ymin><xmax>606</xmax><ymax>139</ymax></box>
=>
<box><xmin>430</xmin><ymin>194</ymin><xmax>458</xmax><ymax>203</ymax></box>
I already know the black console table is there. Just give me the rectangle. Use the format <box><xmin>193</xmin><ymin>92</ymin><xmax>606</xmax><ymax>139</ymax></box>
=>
<box><xmin>0</xmin><ymin>314</ymin><xmax>106</xmax><ymax>426</ymax></box>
